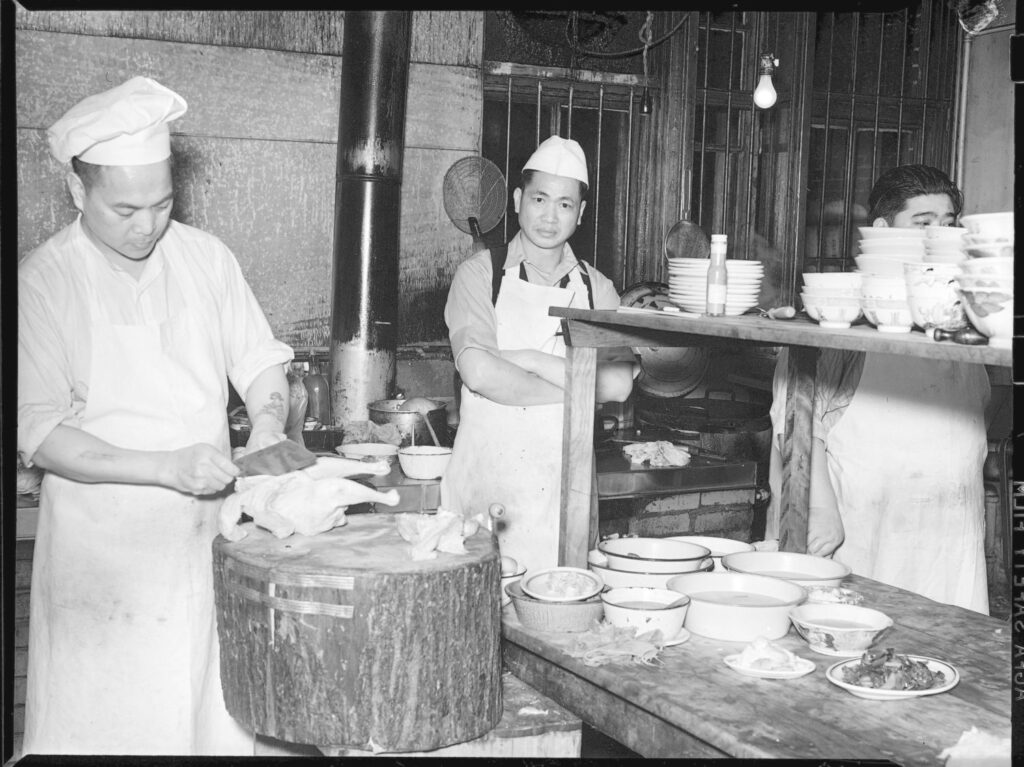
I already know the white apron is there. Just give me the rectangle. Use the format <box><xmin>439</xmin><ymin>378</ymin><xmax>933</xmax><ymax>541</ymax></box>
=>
<box><xmin>23</xmin><ymin>248</ymin><xmax>254</xmax><ymax>755</ymax></box>
<box><xmin>442</xmin><ymin>264</ymin><xmax>590</xmax><ymax>574</ymax></box>
<box><xmin>825</xmin><ymin>353</ymin><xmax>990</xmax><ymax>613</ymax></box>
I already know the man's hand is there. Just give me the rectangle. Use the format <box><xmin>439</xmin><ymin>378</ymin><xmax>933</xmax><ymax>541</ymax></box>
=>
<box><xmin>806</xmin><ymin>505</ymin><xmax>844</xmax><ymax>557</ymax></box>
<box><xmin>162</xmin><ymin>443</ymin><xmax>240</xmax><ymax>496</ymax></box>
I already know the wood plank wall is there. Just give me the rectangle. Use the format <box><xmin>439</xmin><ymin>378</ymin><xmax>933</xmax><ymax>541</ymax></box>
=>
<box><xmin>15</xmin><ymin>9</ymin><xmax>483</xmax><ymax>348</ymax></box>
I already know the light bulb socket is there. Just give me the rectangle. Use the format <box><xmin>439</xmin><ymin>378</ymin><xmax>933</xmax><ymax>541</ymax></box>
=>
<box><xmin>758</xmin><ymin>53</ymin><xmax>779</xmax><ymax>77</ymax></box>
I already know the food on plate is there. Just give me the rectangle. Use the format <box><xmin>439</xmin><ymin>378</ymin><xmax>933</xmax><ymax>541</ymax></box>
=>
<box><xmin>734</xmin><ymin>636</ymin><xmax>805</xmax><ymax>672</ymax></box>
<box><xmin>623</xmin><ymin>441</ymin><xmax>691</xmax><ymax>467</ymax></box>
<box><xmin>840</xmin><ymin>648</ymin><xmax>947</xmax><ymax>691</ymax></box>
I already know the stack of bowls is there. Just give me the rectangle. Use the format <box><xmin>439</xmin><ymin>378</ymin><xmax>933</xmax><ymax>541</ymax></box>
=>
<box><xmin>855</xmin><ymin>226</ymin><xmax>926</xmax><ymax>276</ymax></box>
<box><xmin>507</xmin><ymin>566</ymin><xmax>606</xmax><ymax>632</ymax></box>
<box><xmin>923</xmin><ymin>225</ymin><xmax>969</xmax><ymax>264</ymax></box>
<box><xmin>589</xmin><ymin>536</ymin><xmax>712</xmax><ymax>590</ymax></box>
<box><xmin>666</xmin><ymin>259</ymin><xmax>764</xmax><ymax>315</ymax></box>
<box><xmin>800</xmin><ymin>272</ymin><xmax>863</xmax><ymax>329</ymax></box>
<box><xmin>665</xmin><ymin>535</ymin><xmax>754</xmax><ymax>570</ymax></box>
<box><xmin>903</xmin><ymin>261</ymin><xmax>968</xmax><ymax>333</ymax></box>
<box><xmin>953</xmin><ymin>212</ymin><xmax>1014</xmax><ymax>348</ymax></box>
<box><xmin>855</xmin><ymin>227</ymin><xmax>927</xmax><ymax>334</ymax></box>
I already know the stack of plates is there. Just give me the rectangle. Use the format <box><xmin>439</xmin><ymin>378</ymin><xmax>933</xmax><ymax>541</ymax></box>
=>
<box><xmin>666</xmin><ymin>259</ymin><xmax>764</xmax><ymax>315</ymax></box>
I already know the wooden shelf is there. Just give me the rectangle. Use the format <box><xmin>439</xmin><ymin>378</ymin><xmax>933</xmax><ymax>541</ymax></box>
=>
<box><xmin>552</xmin><ymin>307</ymin><xmax>1012</xmax><ymax>366</ymax></box>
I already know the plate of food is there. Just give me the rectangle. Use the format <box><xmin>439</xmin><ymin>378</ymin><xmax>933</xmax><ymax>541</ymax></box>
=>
<box><xmin>826</xmin><ymin>648</ymin><xmax>959</xmax><ymax>700</ymax></box>
<box><xmin>724</xmin><ymin>636</ymin><xmax>816</xmax><ymax>679</ymax></box>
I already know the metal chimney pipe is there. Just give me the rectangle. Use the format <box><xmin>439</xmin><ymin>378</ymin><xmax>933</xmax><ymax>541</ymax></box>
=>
<box><xmin>329</xmin><ymin>10</ymin><xmax>412</xmax><ymax>426</ymax></box>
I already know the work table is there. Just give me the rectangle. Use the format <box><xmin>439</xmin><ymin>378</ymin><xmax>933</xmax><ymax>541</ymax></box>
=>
<box><xmin>501</xmin><ymin>573</ymin><xmax>1011</xmax><ymax>762</ymax></box>
<box><xmin>549</xmin><ymin>307</ymin><xmax>1013</xmax><ymax>566</ymax></box>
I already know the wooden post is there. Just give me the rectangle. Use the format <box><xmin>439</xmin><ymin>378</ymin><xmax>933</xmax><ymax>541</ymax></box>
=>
<box><xmin>559</xmin><ymin>339</ymin><xmax>597</xmax><ymax>568</ymax></box>
<box><xmin>778</xmin><ymin>346</ymin><xmax>816</xmax><ymax>553</ymax></box>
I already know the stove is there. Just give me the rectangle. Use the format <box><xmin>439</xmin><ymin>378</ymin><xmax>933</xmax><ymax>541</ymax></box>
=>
<box><xmin>595</xmin><ymin>426</ymin><xmax>758</xmax><ymax>500</ymax></box>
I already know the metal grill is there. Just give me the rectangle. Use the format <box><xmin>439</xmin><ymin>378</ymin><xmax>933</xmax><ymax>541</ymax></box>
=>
<box><xmin>482</xmin><ymin>5</ymin><xmax>961</xmax><ymax>291</ymax></box>
<box><xmin>482</xmin><ymin>62</ymin><xmax>645</xmax><ymax>289</ymax></box>
<box><xmin>803</xmin><ymin>4</ymin><xmax>960</xmax><ymax>273</ymax></box>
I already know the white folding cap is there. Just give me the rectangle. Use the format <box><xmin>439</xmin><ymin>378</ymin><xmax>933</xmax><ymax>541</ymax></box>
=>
<box><xmin>47</xmin><ymin>76</ymin><xmax>188</xmax><ymax>166</ymax></box>
<box><xmin>522</xmin><ymin>135</ymin><xmax>588</xmax><ymax>186</ymax></box>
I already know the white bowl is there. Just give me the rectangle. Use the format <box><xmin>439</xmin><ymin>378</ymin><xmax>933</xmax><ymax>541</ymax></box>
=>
<box><xmin>959</xmin><ymin>211</ymin><xmax>1014</xmax><ymax>238</ymax></box>
<box><xmin>598</xmin><ymin>537</ymin><xmax>711</xmax><ymax>574</ymax></box>
<box><xmin>907</xmin><ymin>285</ymin><xmax>968</xmax><ymax>332</ymax></box>
<box><xmin>506</xmin><ymin>581</ymin><xmax>604</xmax><ymax>632</ymax></box>
<box><xmin>860</xmin><ymin>275</ymin><xmax>908</xmax><ymax>299</ymax></box>
<box><xmin>859</xmin><ymin>238</ymin><xmax>925</xmax><ymax>255</ymax></box>
<box><xmin>521</xmin><ymin>567</ymin><xmax>604</xmax><ymax>602</ymax></box>
<box><xmin>720</xmin><ymin>550</ymin><xmax>852</xmax><ymax>588</ymax></box>
<box><xmin>397</xmin><ymin>445</ymin><xmax>452</xmax><ymax>479</ymax></box>
<box><xmin>954</xmin><ymin>274</ymin><xmax>1015</xmax><ymax>292</ymax></box>
<box><xmin>861</xmin><ymin>298</ymin><xmax>914</xmax><ymax>333</ymax></box>
<box><xmin>789</xmin><ymin>603</ymin><xmax>894</xmax><ymax>657</ymax></box>
<box><xmin>957</xmin><ymin>287</ymin><xmax>1014</xmax><ymax>348</ymax></box>
<box><xmin>601</xmin><ymin>587</ymin><xmax>690</xmax><ymax>638</ymax></box>
<box><xmin>500</xmin><ymin>561</ymin><xmax>528</xmax><ymax>607</ymax></box>
<box><xmin>958</xmin><ymin>256</ymin><xmax>1014</xmax><ymax>277</ymax></box>
<box><xmin>801</xmin><ymin>272</ymin><xmax>862</xmax><ymax>290</ymax></box>
<box><xmin>589</xmin><ymin>558</ymin><xmax>713</xmax><ymax>589</ymax></box>
<box><xmin>922</xmin><ymin>253</ymin><xmax>966</xmax><ymax>265</ymax></box>
<box><xmin>965</xmin><ymin>243</ymin><xmax>1014</xmax><ymax>259</ymax></box>
<box><xmin>800</xmin><ymin>286</ymin><xmax>863</xmax><ymax>299</ymax></box>
<box><xmin>666</xmin><ymin>571</ymin><xmax>807</xmax><ymax>642</ymax></box>
<box><xmin>924</xmin><ymin>225</ymin><xmax>968</xmax><ymax>241</ymax></box>
<box><xmin>665</xmin><ymin>535</ymin><xmax>754</xmax><ymax>570</ymax></box>
<box><xmin>855</xmin><ymin>256</ymin><xmax>917</xmax><ymax>276</ymax></box>
<box><xmin>962</xmin><ymin>233</ymin><xmax>1013</xmax><ymax>248</ymax></box>
<box><xmin>337</xmin><ymin>442</ymin><xmax>399</xmax><ymax>465</ymax></box>
<box><xmin>802</xmin><ymin>298</ymin><xmax>862</xmax><ymax>329</ymax></box>
<box><xmin>858</xmin><ymin>226</ymin><xmax>926</xmax><ymax>240</ymax></box>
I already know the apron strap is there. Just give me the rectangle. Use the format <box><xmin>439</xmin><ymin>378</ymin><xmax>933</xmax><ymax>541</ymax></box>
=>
<box><xmin>491</xmin><ymin>243</ymin><xmax>594</xmax><ymax>309</ymax></box>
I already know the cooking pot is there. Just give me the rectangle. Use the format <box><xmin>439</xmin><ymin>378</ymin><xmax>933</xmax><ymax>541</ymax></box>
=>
<box><xmin>368</xmin><ymin>398</ymin><xmax>451</xmax><ymax>448</ymax></box>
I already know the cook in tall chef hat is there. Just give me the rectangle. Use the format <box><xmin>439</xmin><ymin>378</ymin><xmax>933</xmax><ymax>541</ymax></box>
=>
<box><xmin>47</xmin><ymin>75</ymin><xmax>187</xmax><ymax>166</ymax></box>
<box><xmin>523</xmin><ymin>134</ymin><xmax>589</xmax><ymax>187</ymax></box>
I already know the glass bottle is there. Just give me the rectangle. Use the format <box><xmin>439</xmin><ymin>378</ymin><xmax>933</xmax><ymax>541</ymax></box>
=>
<box><xmin>303</xmin><ymin>360</ymin><xmax>331</xmax><ymax>426</ymax></box>
<box><xmin>706</xmin><ymin>233</ymin><xmax>728</xmax><ymax>317</ymax></box>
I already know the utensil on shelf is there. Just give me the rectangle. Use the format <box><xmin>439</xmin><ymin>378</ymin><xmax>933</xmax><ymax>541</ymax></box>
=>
<box><xmin>421</xmin><ymin>412</ymin><xmax>441</xmax><ymax>447</ymax></box>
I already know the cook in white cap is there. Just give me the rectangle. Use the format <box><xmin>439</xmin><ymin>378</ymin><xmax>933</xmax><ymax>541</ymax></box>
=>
<box><xmin>18</xmin><ymin>76</ymin><xmax>296</xmax><ymax>756</ymax></box>
<box><xmin>442</xmin><ymin>136</ymin><xmax>637</xmax><ymax>574</ymax></box>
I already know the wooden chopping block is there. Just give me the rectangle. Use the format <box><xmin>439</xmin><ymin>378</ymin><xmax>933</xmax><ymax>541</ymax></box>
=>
<box><xmin>212</xmin><ymin>514</ymin><xmax>503</xmax><ymax>752</ymax></box>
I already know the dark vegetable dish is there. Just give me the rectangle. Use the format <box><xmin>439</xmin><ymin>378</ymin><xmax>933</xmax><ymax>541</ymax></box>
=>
<box><xmin>840</xmin><ymin>648</ymin><xmax>947</xmax><ymax>691</ymax></box>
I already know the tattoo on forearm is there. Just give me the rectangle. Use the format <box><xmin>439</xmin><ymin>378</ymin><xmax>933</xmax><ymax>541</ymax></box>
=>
<box><xmin>255</xmin><ymin>392</ymin><xmax>286</xmax><ymax>424</ymax></box>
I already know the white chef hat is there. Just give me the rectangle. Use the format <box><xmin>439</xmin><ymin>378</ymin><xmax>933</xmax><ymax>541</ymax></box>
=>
<box><xmin>523</xmin><ymin>135</ymin><xmax>589</xmax><ymax>186</ymax></box>
<box><xmin>47</xmin><ymin>76</ymin><xmax>188</xmax><ymax>166</ymax></box>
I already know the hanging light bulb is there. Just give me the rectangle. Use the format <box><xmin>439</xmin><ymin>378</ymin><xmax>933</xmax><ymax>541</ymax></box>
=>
<box><xmin>639</xmin><ymin>11</ymin><xmax>654</xmax><ymax>116</ymax></box>
<box><xmin>640</xmin><ymin>86</ymin><xmax>653</xmax><ymax>115</ymax></box>
<box><xmin>753</xmin><ymin>53</ymin><xmax>779</xmax><ymax>109</ymax></box>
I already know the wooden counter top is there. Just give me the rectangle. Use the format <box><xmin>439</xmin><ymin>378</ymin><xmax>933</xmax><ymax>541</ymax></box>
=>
<box><xmin>552</xmin><ymin>307</ymin><xmax>1012</xmax><ymax>366</ymax></box>
<box><xmin>501</xmin><ymin>573</ymin><xmax>1011</xmax><ymax>762</ymax></box>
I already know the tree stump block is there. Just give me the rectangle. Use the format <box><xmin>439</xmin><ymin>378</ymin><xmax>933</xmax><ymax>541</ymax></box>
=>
<box><xmin>212</xmin><ymin>514</ymin><xmax>502</xmax><ymax>752</ymax></box>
